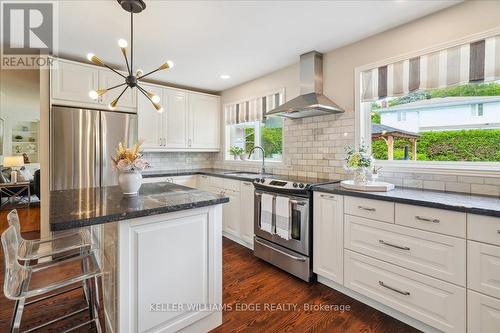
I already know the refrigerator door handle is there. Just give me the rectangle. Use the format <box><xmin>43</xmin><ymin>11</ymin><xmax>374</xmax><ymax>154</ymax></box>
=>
<box><xmin>95</xmin><ymin>112</ymin><xmax>101</xmax><ymax>188</ymax></box>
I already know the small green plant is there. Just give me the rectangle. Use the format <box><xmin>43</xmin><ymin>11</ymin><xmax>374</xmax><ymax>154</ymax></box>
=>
<box><xmin>344</xmin><ymin>144</ymin><xmax>373</xmax><ymax>169</ymax></box>
<box><xmin>229</xmin><ymin>146</ymin><xmax>244</xmax><ymax>158</ymax></box>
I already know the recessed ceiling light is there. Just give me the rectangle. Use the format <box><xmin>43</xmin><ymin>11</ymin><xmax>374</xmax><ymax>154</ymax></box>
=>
<box><xmin>220</xmin><ymin>74</ymin><xmax>230</xmax><ymax>80</ymax></box>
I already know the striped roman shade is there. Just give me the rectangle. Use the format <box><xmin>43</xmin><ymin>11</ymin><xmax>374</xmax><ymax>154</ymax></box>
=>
<box><xmin>361</xmin><ymin>34</ymin><xmax>500</xmax><ymax>102</ymax></box>
<box><xmin>224</xmin><ymin>90</ymin><xmax>284</xmax><ymax>125</ymax></box>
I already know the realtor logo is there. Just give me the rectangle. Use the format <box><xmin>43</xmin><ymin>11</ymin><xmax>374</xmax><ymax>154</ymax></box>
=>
<box><xmin>1</xmin><ymin>1</ymin><xmax>57</xmax><ymax>68</ymax></box>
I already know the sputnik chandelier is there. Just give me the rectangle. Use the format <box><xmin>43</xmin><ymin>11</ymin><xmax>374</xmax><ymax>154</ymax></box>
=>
<box><xmin>87</xmin><ymin>0</ymin><xmax>173</xmax><ymax>113</ymax></box>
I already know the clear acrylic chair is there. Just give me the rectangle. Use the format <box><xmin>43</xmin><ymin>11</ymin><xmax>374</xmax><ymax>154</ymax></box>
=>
<box><xmin>7</xmin><ymin>209</ymin><xmax>92</xmax><ymax>262</ymax></box>
<box><xmin>2</xmin><ymin>226</ymin><xmax>103</xmax><ymax>333</ymax></box>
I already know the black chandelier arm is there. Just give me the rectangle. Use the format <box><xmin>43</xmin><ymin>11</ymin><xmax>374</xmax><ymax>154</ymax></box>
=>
<box><xmin>136</xmin><ymin>84</ymin><xmax>154</xmax><ymax>103</ymax></box>
<box><xmin>116</xmin><ymin>86</ymin><xmax>129</xmax><ymax>101</ymax></box>
<box><xmin>104</xmin><ymin>82</ymin><xmax>127</xmax><ymax>92</ymax></box>
<box><xmin>137</xmin><ymin>67</ymin><xmax>163</xmax><ymax>80</ymax></box>
<box><xmin>104</xmin><ymin>63</ymin><xmax>127</xmax><ymax>79</ymax></box>
<box><xmin>121</xmin><ymin>48</ymin><xmax>131</xmax><ymax>75</ymax></box>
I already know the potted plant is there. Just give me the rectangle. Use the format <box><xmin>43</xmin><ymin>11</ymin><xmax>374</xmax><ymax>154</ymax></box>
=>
<box><xmin>344</xmin><ymin>144</ymin><xmax>373</xmax><ymax>185</ymax></box>
<box><xmin>229</xmin><ymin>146</ymin><xmax>244</xmax><ymax>160</ymax></box>
<box><xmin>111</xmin><ymin>141</ymin><xmax>150</xmax><ymax>195</ymax></box>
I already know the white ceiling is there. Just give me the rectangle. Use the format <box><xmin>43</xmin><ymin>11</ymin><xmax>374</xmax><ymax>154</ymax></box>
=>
<box><xmin>56</xmin><ymin>0</ymin><xmax>460</xmax><ymax>92</ymax></box>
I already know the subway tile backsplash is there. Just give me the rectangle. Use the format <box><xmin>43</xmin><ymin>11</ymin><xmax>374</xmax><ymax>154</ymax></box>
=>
<box><xmin>146</xmin><ymin>111</ymin><xmax>500</xmax><ymax>196</ymax></box>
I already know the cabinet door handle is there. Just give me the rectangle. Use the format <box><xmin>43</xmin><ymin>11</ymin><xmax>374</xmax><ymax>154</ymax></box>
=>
<box><xmin>320</xmin><ymin>194</ymin><xmax>336</xmax><ymax>200</ymax></box>
<box><xmin>188</xmin><ymin>139</ymin><xmax>192</xmax><ymax>147</ymax></box>
<box><xmin>358</xmin><ymin>205</ymin><xmax>376</xmax><ymax>212</ymax></box>
<box><xmin>379</xmin><ymin>281</ymin><xmax>410</xmax><ymax>296</ymax></box>
<box><xmin>243</xmin><ymin>182</ymin><xmax>252</xmax><ymax>186</ymax></box>
<box><xmin>497</xmin><ymin>229</ymin><xmax>500</xmax><ymax>234</ymax></box>
<box><xmin>379</xmin><ymin>240</ymin><xmax>410</xmax><ymax>251</ymax></box>
<box><xmin>415</xmin><ymin>216</ymin><xmax>440</xmax><ymax>223</ymax></box>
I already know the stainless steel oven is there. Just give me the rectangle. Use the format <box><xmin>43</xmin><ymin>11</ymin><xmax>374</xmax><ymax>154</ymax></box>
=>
<box><xmin>252</xmin><ymin>177</ymin><xmax>316</xmax><ymax>281</ymax></box>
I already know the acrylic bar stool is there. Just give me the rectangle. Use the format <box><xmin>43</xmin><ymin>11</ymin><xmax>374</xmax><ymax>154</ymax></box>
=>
<box><xmin>2</xmin><ymin>226</ymin><xmax>103</xmax><ymax>333</ymax></box>
<box><xmin>7</xmin><ymin>209</ymin><xmax>92</xmax><ymax>263</ymax></box>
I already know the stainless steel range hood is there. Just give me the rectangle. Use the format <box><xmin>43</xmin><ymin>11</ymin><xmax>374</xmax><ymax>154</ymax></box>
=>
<box><xmin>267</xmin><ymin>51</ymin><xmax>344</xmax><ymax>119</ymax></box>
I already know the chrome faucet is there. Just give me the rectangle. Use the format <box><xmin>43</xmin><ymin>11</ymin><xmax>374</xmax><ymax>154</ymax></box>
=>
<box><xmin>248</xmin><ymin>145</ymin><xmax>266</xmax><ymax>174</ymax></box>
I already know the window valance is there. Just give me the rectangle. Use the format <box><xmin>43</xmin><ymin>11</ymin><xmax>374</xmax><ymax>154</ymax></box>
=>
<box><xmin>224</xmin><ymin>90</ymin><xmax>284</xmax><ymax>125</ymax></box>
<box><xmin>361</xmin><ymin>34</ymin><xmax>500</xmax><ymax>102</ymax></box>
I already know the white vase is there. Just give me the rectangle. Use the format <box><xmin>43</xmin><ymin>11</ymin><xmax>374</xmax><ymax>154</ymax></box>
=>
<box><xmin>118</xmin><ymin>171</ymin><xmax>143</xmax><ymax>195</ymax></box>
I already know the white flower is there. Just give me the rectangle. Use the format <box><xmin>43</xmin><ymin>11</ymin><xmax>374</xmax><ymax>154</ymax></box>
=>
<box><xmin>133</xmin><ymin>158</ymin><xmax>150</xmax><ymax>171</ymax></box>
<box><xmin>116</xmin><ymin>159</ymin><xmax>132</xmax><ymax>171</ymax></box>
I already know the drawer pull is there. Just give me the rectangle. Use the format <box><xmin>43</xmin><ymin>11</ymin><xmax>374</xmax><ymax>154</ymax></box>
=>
<box><xmin>415</xmin><ymin>216</ymin><xmax>440</xmax><ymax>223</ymax></box>
<box><xmin>358</xmin><ymin>205</ymin><xmax>376</xmax><ymax>212</ymax></box>
<box><xmin>497</xmin><ymin>229</ymin><xmax>500</xmax><ymax>234</ymax></box>
<box><xmin>243</xmin><ymin>182</ymin><xmax>252</xmax><ymax>186</ymax></box>
<box><xmin>379</xmin><ymin>240</ymin><xmax>410</xmax><ymax>251</ymax></box>
<box><xmin>320</xmin><ymin>194</ymin><xmax>336</xmax><ymax>200</ymax></box>
<box><xmin>379</xmin><ymin>281</ymin><xmax>410</xmax><ymax>296</ymax></box>
<box><xmin>255</xmin><ymin>239</ymin><xmax>306</xmax><ymax>262</ymax></box>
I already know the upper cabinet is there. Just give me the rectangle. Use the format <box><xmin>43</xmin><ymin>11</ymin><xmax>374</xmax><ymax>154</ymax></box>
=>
<box><xmin>137</xmin><ymin>83</ymin><xmax>163</xmax><ymax>148</ymax></box>
<box><xmin>188</xmin><ymin>93</ymin><xmax>220</xmax><ymax>150</ymax></box>
<box><xmin>51</xmin><ymin>58</ymin><xmax>135</xmax><ymax>112</ymax></box>
<box><xmin>50</xmin><ymin>58</ymin><xmax>221</xmax><ymax>152</ymax></box>
<box><xmin>51</xmin><ymin>59</ymin><xmax>99</xmax><ymax>105</ymax></box>
<box><xmin>137</xmin><ymin>84</ymin><xmax>220</xmax><ymax>152</ymax></box>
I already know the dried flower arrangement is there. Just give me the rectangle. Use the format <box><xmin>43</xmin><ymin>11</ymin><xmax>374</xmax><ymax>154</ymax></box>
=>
<box><xmin>111</xmin><ymin>142</ymin><xmax>150</xmax><ymax>172</ymax></box>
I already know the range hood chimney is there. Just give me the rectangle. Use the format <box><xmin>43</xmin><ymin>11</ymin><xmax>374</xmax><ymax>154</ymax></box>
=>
<box><xmin>267</xmin><ymin>51</ymin><xmax>344</xmax><ymax>119</ymax></box>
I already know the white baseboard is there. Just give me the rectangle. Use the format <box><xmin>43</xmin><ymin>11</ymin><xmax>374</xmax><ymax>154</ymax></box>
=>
<box><xmin>317</xmin><ymin>275</ymin><xmax>441</xmax><ymax>333</ymax></box>
<box><xmin>222</xmin><ymin>232</ymin><xmax>254</xmax><ymax>250</ymax></box>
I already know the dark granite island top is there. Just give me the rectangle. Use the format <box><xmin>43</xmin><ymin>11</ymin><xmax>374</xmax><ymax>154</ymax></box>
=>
<box><xmin>312</xmin><ymin>183</ymin><xmax>500</xmax><ymax>217</ymax></box>
<box><xmin>50</xmin><ymin>182</ymin><xmax>229</xmax><ymax>231</ymax></box>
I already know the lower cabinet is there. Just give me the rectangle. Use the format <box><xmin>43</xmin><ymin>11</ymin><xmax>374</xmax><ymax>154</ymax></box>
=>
<box><xmin>171</xmin><ymin>175</ymin><xmax>198</xmax><ymax>188</ymax></box>
<box><xmin>468</xmin><ymin>290</ymin><xmax>500</xmax><ymax>333</ymax></box>
<box><xmin>222</xmin><ymin>189</ymin><xmax>241</xmax><ymax>238</ymax></box>
<box><xmin>344</xmin><ymin>250</ymin><xmax>466</xmax><ymax>333</ymax></box>
<box><xmin>313</xmin><ymin>192</ymin><xmax>344</xmax><ymax>285</ymax></box>
<box><xmin>239</xmin><ymin>181</ymin><xmax>255</xmax><ymax>245</ymax></box>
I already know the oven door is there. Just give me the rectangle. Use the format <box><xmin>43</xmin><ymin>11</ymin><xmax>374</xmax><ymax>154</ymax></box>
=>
<box><xmin>254</xmin><ymin>190</ymin><xmax>310</xmax><ymax>256</ymax></box>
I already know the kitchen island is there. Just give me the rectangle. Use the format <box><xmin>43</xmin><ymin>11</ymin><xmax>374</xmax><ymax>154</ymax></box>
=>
<box><xmin>49</xmin><ymin>182</ymin><xmax>229</xmax><ymax>333</ymax></box>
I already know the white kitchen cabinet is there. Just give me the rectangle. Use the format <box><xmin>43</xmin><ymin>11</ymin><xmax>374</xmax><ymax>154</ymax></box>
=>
<box><xmin>468</xmin><ymin>290</ymin><xmax>500</xmax><ymax>333</ymax></box>
<box><xmin>468</xmin><ymin>240</ymin><xmax>500</xmax><ymax>299</ymax></box>
<box><xmin>240</xmin><ymin>181</ymin><xmax>255</xmax><ymax>246</ymax></box>
<box><xmin>51</xmin><ymin>59</ymin><xmax>99</xmax><ymax>105</ymax></box>
<box><xmin>163</xmin><ymin>89</ymin><xmax>188</xmax><ymax>149</ymax></box>
<box><xmin>344</xmin><ymin>250</ymin><xmax>466</xmax><ymax>333</ymax></box>
<box><xmin>313</xmin><ymin>192</ymin><xmax>344</xmax><ymax>285</ymax></box>
<box><xmin>137</xmin><ymin>83</ymin><xmax>163</xmax><ymax>149</ymax></box>
<box><xmin>98</xmin><ymin>69</ymin><xmax>136</xmax><ymax>110</ymax></box>
<box><xmin>223</xmin><ymin>189</ymin><xmax>240</xmax><ymax>239</ymax></box>
<box><xmin>118</xmin><ymin>207</ymin><xmax>222</xmax><ymax>333</ymax></box>
<box><xmin>188</xmin><ymin>93</ymin><xmax>220</xmax><ymax>149</ymax></box>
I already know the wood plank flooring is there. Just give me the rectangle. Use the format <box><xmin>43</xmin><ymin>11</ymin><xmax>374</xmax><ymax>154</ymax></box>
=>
<box><xmin>0</xmin><ymin>208</ymin><xmax>419</xmax><ymax>332</ymax></box>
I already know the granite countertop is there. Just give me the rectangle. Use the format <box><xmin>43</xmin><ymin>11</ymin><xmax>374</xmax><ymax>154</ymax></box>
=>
<box><xmin>142</xmin><ymin>168</ymin><xmax>332</xmax><ymax>184</ymax></box>
<box><xmin>50</xmin><ymin>182</ymin><xmax>229</xmax><ymax>231</ymax></box>
<box><xmin>313</xmin><ymin>183</ymin><xmax>500</xmax><ymax>217</ymax></box>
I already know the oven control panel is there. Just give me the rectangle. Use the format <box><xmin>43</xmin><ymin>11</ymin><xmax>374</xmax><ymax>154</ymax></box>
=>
<box><xmin>253</xmin><ymin>178</ymin><xmax>310</xmax><ymax>190</ymax></box>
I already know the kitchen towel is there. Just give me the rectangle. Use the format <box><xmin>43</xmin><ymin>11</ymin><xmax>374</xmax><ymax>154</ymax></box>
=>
<box><xmin>260</xmin><ymin>193</ymin><xmax>274</xmax><ymax>234</ymax></box>
<box><xmin>275</xmin><ymin>196</ymin><xmax>290</xmax><ymax>240</ymax></box>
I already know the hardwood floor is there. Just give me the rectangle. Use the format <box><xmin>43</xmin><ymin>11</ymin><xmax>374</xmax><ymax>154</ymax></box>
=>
<box><xmin>212</xmin><ymin>238</ymin><xmax>420</xmax><ymax>333</ymax></box>
<box><xmin>0</xmin><ymin>209</ymin><xmax>419</xmax><ymax>332</ymax></box>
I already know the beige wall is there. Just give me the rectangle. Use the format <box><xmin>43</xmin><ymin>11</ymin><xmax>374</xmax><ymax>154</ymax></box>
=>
<box><xmin>215</xmin><ymin>1</ymin><xmax>500</xmax><ymax>195</ymax></box>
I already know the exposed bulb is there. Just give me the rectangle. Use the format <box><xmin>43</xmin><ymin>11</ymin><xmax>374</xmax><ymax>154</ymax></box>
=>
<box><xmin>136</xmin><ymin>69</ymin><xmax>144</xmax><ymax>77</ymax></box>
<box><xmin>157</xmin><ymin>107</ymin><xmax>164</xmax><ymax>113</ymax></box>
<box><xmin>151</xmin><ymin>95</ymin><xmax>161</xmax><ymax>103</ymax></box>
<box><xmin>166</xmin><ymin>60</ymin><xmax>174</xmax><ymax>68</ymax></box>
<box><xmin>108</xmin><ymin>103</ymin><xmax>117</xmax><ymax>111</ymax></box>
<box><xmin>88</xmin><ymin>90</ymin><xmax>99</xmax><ymax>100</ymax></box>
<box><xmin>86</xmin><ymin>53</ymin><xmax>95</xmax><ymax>61</ymax></box>
<box><xmin>118</xmin><ymin>39</ymin><xmax>128</xmax><ymax>48</ymax></box>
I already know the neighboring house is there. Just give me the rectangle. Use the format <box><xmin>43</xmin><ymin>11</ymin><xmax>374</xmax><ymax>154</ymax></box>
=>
<box><xmin>377</xmin><ymin>96</ymin><xmax>500</xmax><ymax>133</ymax></box>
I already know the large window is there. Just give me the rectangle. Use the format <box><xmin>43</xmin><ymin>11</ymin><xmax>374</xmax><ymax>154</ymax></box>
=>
<box><xmin>226</xmin><ymin>116</ymin><xmax>283</xmax><ymax>161</ymax></box>
<box><xmin>224</xmin><ymin>90</ymin><xmax>284</xmax><ymax>162</ymax></box>
<box><xmin>368</xmin><ymin>82</ymin><xmax>500</xmax><ymax>162</ymax></box>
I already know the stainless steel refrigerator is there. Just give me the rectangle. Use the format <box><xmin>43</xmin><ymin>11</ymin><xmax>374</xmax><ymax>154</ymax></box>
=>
<box><xmin>50</xmin><ymin>106</ymin><xmax>138</xmax><ymax>190</ymax></box>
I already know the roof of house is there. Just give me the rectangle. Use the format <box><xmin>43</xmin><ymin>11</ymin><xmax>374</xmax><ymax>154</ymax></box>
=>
<box><xmin>371</xmin><ymin>124</ymin><xmax>420</xmax><ymax>139</ymax></box>
<box><xmin>377</xmin><ymin>96</ymin><xmax>500</xmax><ymax>113</ymax></box>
